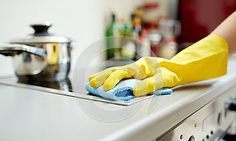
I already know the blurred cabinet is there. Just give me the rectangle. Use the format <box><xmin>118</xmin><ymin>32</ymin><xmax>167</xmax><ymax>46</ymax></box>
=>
<box><xmin>178</xmin><ymin>0</ymin><xmax>236</xmax><ymax>44</ymax></box>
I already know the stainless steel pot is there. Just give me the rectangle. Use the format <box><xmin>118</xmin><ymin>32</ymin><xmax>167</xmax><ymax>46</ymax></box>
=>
<box><xmin>0</xmin><ymin>23</ymin><xmax>72</xmax><ymax>81</ymax></box>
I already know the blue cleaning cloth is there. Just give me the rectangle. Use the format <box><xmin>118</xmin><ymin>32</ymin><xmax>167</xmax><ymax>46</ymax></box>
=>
<box><xmin>85</xmin><ymin>79</ymin><xmax>173</xmax><ymax>101</ymax></box>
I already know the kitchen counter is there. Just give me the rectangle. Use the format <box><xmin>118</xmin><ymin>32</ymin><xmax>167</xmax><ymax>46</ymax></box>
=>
<box><xmin>0</xmin><ymin>62</ymin><xmax>236</xmax><ymax>141</ymax></box>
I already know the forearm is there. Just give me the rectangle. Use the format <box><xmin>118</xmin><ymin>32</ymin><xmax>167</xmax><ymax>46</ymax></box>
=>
<box><xmin>158</xmin><ymin>11</ymin><xmax>236</xmax><ymax>84</ymax></box>
<box><xmin>160</xmin><ymin>35</ymin><xmax>228</xmax><ymax>85</ymax></box>
<box><xmin>212</xmin><ymin>11</ymin><xmax>236</xmax><ymax>55</ymax></box>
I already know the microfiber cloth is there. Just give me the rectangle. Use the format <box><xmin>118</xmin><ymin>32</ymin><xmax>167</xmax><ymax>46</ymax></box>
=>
<box><xmin>85</xmin><ymin>79</ymin><xmax>173</xmax><ymax>101</ymax></box>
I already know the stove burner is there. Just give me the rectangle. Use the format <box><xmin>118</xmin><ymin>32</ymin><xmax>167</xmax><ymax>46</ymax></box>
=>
<box><xmin>18</xmin><ymin>78</ymin><xmax>73</xmax><ymax>92</ymax></box>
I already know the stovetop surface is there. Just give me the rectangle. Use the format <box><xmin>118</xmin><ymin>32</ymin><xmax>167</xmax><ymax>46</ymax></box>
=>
<box><xmin>0</xmin><ymin>76</ymin><xmax>155</xmax><ymax>106</ymax></box>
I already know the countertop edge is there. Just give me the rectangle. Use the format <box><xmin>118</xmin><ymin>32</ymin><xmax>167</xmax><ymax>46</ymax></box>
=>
<box><xmin>102</xmin><ymin>74</ymin><xmax>236</xmax><ymax>141</ymax></box>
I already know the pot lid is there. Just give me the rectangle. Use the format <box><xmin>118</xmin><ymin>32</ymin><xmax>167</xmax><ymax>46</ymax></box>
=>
<box><xmin>10</xmin><ymin>22</ymin><xmax>71</xmax><ymax>44</ymax></box>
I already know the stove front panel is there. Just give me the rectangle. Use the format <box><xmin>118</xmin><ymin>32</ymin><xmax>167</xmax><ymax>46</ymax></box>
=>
<box><xmin>157</xmin><ymin>86</ymin><xmax>236</xmax><ymax>141</ymax></box>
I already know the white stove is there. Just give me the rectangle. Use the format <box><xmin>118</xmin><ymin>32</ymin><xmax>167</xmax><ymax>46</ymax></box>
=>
<box><xmin>0</xmin><ymin>61</ymin><xmax>235</xmax><ymax>141</ymax></box>
<box><xmin>158</xmin><ymin>85</ymin><xmax>236</xmax><ymax>141</ymax></box>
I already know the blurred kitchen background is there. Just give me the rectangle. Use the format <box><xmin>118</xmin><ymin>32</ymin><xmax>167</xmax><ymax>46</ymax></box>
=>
<box><xmin>0</xmin><ymin>0</ymin><xmax>236</xmax><ymax>76</ymax></box>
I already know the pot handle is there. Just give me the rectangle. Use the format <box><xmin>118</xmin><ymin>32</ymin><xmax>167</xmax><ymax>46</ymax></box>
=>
<box><xmin>0</xmin><ymin>44</ymin><xmax>47</xmax><ymax>57</ymax></box>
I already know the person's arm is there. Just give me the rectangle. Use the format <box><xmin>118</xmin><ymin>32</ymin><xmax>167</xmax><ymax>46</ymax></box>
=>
<box><xmin>89</xmin><ymin>12</ymin><xmax>232</xmax><ymax>97</ymax></box>
<box><xmin>212</xmin><ymin>11</ymin><xmax>236</xmax><ymax>55</ymax></box>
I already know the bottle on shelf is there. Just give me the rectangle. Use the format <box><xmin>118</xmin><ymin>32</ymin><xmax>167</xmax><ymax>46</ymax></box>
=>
<box><xmin>105</xmin><ymin>12</ymin><xmax>121</xmax><ymax>60</ymax></box>
<box><xmin>157</xmin><ymin>17</ymin><xmax>179</xmax><ymax>59</ymax></box>
<box><xmin>120</xmin><ymin>18</ymin><xmax>136</xmax><ymax>60</ymax></box>
<box><xmin>137</xmin><ymin>30</ymin><xmax>151</xmax><ymax>58</ymax></box>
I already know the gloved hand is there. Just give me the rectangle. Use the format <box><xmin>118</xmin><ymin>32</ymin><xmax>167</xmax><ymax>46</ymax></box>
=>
<box><xmin>89</xmin><ymin>34</ymin><xmax>228</xmax><ymax>96</ymax></box>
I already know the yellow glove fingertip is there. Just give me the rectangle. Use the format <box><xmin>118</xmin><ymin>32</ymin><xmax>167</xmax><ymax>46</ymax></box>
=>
<box><xmin>103</xmin><ymin>82</ymin><xmax>115</xmax><ymax>91</ymax></box>
<box><xmin>89</xmin><ymin>78</ymin><xmax>97</xmax><ymax>88</ymax></box>
<box><xmin>133</xmin><ymin>78</ymin><xmax>158</xmax><ymax>97</ymax></box>
<box><xmin>133</xmin><ymin>85</ymin><xmax>141</xmax><ymax>97</ymax></box>
<box><xmin>103</xmin><ymin>69</ymin><xmax>132</xmax><ymax>91</ymax></box>
<box><xmin>89</xmin><ymin>75</ymin><xmax>95</xmax><ymax>81</ymax></box>
<box><xmin>133</xmin><ymin>83</ymin><xmax>148</xmax><ymax>97</ymax></box>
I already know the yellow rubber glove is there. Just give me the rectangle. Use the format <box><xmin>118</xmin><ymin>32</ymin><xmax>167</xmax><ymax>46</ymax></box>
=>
<box><xmin>89</xmin><ymin>34</ymin><xmax>228</xmax><ymax>96</ymax></box>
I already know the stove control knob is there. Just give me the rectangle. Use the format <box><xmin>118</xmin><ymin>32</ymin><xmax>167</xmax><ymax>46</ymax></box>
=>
<box><xmin>225</xmin><ymin>96</ymin><xmax>236</xmax><ymax>112</ymax></box>
<box><xmin>188</xmin><ymin>135</ymin><xmax>195</xmax><ymax>141</ymax></box>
